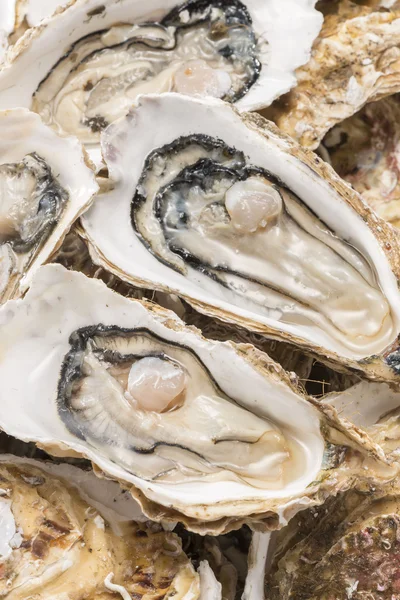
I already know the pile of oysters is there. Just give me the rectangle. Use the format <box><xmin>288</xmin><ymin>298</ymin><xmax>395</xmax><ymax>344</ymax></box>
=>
<box><xmin>3</xmin><ymin>0</ymin><xmax>400</xmax><ymax>597</ymax></box>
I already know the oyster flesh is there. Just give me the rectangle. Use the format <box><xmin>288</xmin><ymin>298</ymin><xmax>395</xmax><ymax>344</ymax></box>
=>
<box><xmin>264</xmin><ymin>0</ymin><xmax>400</xmax><ymax>150</ymax></box>
<box><xmin>0</xmin><ymin>263</ymin><xmax>390</xmax><ymax>533</ymax></box>
<box><xmin>0</xmin><ymin>0</ymin><xmax>322</xmax><ymax>164</ymax></box>
<box><xmin>320</xmin><ymin>94</ymin><xmax>400</xmax><ymax>228</ymax></box>
<box><xmin>0</xmin><ymin>455</ymin><xmax>200</xmax><ymax>599</ymax></box>
<box><xmin>0</xmin><ymin>108</ymin><xmax>98</xmax><ymax>304</ymax></box>
<box><xmin>82</xmin><ymin>93</ymin><xmax>400</xmax><ymax>381</ymax></box>
<box><xmin>265</xmin><ymin>479</ymin><xmax>400</xmax><ymax>599</ymax></box>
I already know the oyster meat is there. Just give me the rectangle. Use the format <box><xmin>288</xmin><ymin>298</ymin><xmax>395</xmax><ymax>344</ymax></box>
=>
<box><xmin>266</xmin><ymin>479</ymin><xmax>400</xmax><ymax>599</ymax></box>
<box><xmin>82</xmin><ymin>93</ymin><xmax>400</xmax><ymax>380</ymax></box>
<box><xmin>0</xmin><ymin>108</ymin><xmax>98</xmax><ymax>304</ymax></box>
<box><xmin>264</xmin><ymin>0</ymin><xmax>400</xmax><ymax>150</ymax></box>
<box><xmin>0</xmin><ymin>263</ymin><xmax>390</xmax><ymax>533</ymax></box>
<box><xmin>0</xmin><ymin>0</ymin><xmax>322</xmax><ymax>163</ymax></box>
<box><xmin>320</xmin><ymin>94</ymin><xmax>400</xmax><ymax>228</ymax></box>
<box><xmin>0</xmin><ymin>455</ymin><xmax>199</xmax><ymax>599</ymax></box>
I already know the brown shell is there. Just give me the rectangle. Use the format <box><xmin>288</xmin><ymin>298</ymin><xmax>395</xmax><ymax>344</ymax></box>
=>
<box><xmin>320</xmin><ymin>93</ymin><xmax>400</xmax><ymax>228</ymax></box>
<box><xmin>263</xmin><ymin>0</ymin><xmax>400</xmax><ymax>150</ymax></box>
<box><xmin>266</xmin><ymin>479</ymin><xmax>400</xmax><ymax>599</ymax></box>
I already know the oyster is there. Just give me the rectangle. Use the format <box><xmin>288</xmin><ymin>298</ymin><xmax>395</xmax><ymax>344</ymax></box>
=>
<box><xmin>81</xmin><ymin>93</ymin><xmax>400</xmax><ymax>381</ymax></box>
<box><xmin>264</xmin><ymin>0</ymin><xmax>400</xmax><ymax>150</ymax></box>
<box><xmin>0</xmin><ymin>455</ymin><xmax>200</xmax><ymax>599</ymax></box>
<box><xmin>0</xmin><ymin>107</ymin><xmax>98</xmax><ymax>304</ymax></box>
<box><xmin>265</xmin><ymin>480</ymin><xmax>400</xmax><ymax>599</ymax></box>
<box><xmin>320</xmin><ymin>94</ymin><xmax>400</xmax><ymax>228</ymax></box>
<box><xmin>0</xmin><ymin>0</ymin><xmax>322</xmax><ymax>164</ymax></box>
<box><xmin>0</xmin><ymin>263</ymin><xmax>392</xmax><ymax>533</ymax></box>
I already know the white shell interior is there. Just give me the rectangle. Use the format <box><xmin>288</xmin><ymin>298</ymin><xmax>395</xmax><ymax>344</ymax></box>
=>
<box><xmin>324</xmin><ymin>381</ymin><xmax>400</xmax><ymax>428</ymax></box>
<box><xmin>82</xmin><ymin>94</ymin><xmax>400</xmax><ymax>361</ymax></box>
<box><xmin>0</xmin><ymin>264</ymin><xmax>324</xmax><ymax>518</ymax></box>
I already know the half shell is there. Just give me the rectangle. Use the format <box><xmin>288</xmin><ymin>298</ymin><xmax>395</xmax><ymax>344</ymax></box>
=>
<box><xmin>0</xmin><ymin>0</ymin><xmax>322</xmax><ymax>164</ymax></box>
<box><xmin>81</xmin><ymin>93</ymin><xmax>400</xmax><ymax>381</ymax></box>
<box><xmin>0</xmin><ymin>264</ymin><xmax>392</xmax><ymax>534</ymax></box>
<box><xmin>0</xmin><ymin>108</ymin><xmax>98</xmax><ymax>303</ymax></box>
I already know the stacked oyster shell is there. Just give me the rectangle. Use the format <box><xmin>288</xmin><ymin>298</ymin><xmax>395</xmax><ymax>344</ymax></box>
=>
<box><xmin>3</xmin><ymin>0</ymin><xmax>400</xmax><ymax>598</ymax></box>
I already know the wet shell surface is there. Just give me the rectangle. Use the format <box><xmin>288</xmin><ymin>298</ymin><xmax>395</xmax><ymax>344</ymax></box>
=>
<box><xmin>0</xmin><ymin>108</ymin><xmax>98</xmax><ymax>304</ymax></box>
<box><xmin>0</xmin><ymin>455</ymin><xmax>200</xmax><ymax>599</ymax></box>
<box><xmin>264</xmin><ymin>0</ymin><xmax>400</xmax><ymax>150</ymax></box>
<box><xmin>320</xmin><ymin>93</ymin><xmax>400</xmax><ymax>229</ymax></box>
<box><xmin>0</xmin><ymin>0</ymin><xmax>322</xmax><ymax>165</ymax></box>
<box><xmin>82</xmin><ymin>93</ymin><xmax>400</xmax><ymax>381</ymax></box>
<box><xmin>0</xmin><ymin>264</ymin><xmax>391</xmax><ymax>534</ymax></box>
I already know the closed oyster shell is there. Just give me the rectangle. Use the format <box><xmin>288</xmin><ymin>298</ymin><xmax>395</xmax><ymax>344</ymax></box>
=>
<box><xmin>265</xmin><ymin>479</ymin><xmax>400</xmax><ymax>599</ymax></box>
<box><xmin>0</xmin><ymin>108</ymin><xmax>98</xmax><ymax>304</ymax></box>
<box><xmin>0</xmin><ymin>264</ymin><xmax>393</xmax><ymax>534</ymax></box>
<box><xmin>82</xmin><ymin>93</ymin><xmax>400</xmax><ymax>381</ymax></box>
<box><xmin>264</xmin><ymin>0</ymin><xmax>400</xmax><ymax>150</ymax></box>
<box><xmin>320</xmin><ymin>93</ymin><xmax>400</xmax><ymax>228</ymax></box>
<box><xmin>0</xmin><ymin>455</ymin><xmax>199</xmax><ymax>599</ymax></box>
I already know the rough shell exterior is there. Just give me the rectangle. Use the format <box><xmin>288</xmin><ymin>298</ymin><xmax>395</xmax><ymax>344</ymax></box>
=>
<box><xmin>264</xmin><ymin>0</ymin><xmax>400</xmax><ymax>150</ymax></box>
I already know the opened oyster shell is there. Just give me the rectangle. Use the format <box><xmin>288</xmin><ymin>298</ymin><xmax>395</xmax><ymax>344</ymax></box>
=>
<box><xmin>0</xmin><ymin>263</ymin><xmax>393</xmax><ymax>534</ymax></box>
<box><xmin>81</xmin><ymin>93</ymin><xmax>400</xmax><ymax>381</ymax></box>
<box><xmin>0</xmin><ymin>0</ymin><xmax>322</xmax><ymax>165</ymax></box>
<box><xmin>265</xmin><ymin>0</ymin><xmax>400</xmax><ymax>150</ymax></box>
<box><xmin>0</xmin><ymin>108</ymin><xmax>98</xmax><ymax>304</ymax></box>
<box><xmin>266</xmin><ymin>479</ymin><xmax>400</xmax><ymax>599</ymax></box>
<box><xmin>320</xmin><ymin>94</ymin><xmax>400</xmax><ymax>228</ymax></box>
<box><xmin>0</xmin><ymin>455</ymin><xmax>200</xmax><ymax>599</ymax></box>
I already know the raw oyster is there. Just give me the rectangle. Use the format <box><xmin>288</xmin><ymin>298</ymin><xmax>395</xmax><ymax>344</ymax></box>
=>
<box><xmin>0</xmin><ymin>108</ymin><xmax>98</xmax><ymax>304</ymax></box>
<box><xmin>0</xmin><ymin>263</ymin><xmax>391</xmax><ymax>534</ymax></box>
<box><xmin>0</xmin><ymin>455</ymin><xmax>199</xmax><ymax>599</ymax></box>
<box><xmin>265</xmin><ymin>480</ymin><xmax>400</xmax><ymax>599</ymax></box>
<box><xmin>0</xmin><ymin>0</ymin><xmax>322</xmax><ymax>164</ymax></box>
<box><xmin>82</xmin><ymin>93</ymin><xmax>400</xmax><ymax>381</ymax></box>
<box><xmin>264</xmin><ymin>0</ymin><xmax>400</xmax><ymax>150</ymax></box>
<box><xmin>320</xmin><ymin>94</ymin><xmax>400</xmax><ymax>228</ymax></box>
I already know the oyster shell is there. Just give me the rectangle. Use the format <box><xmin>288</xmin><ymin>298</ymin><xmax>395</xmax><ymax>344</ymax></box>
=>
<box><xmin>0</xmin><ymin>455</ymin><xmax>199</xmax><ymax>599</ymax></box>
<box><xmin>0</xmin><ymin>107</ymin><xmax>98</xmax><ymax>304</ymax></box>
<box><xmin>264</xmin><ymin>0</ymin><xmax>400</xmax><ymax>150</ymax></box>
<box><xmin>0</xmin><ymin>0</ymin><xmax>68</xmax><ymax>61</ymax></box>
<box><xmin>323</xmin><ymin>380</ymin><xmax>400</xmax><ymax>463</ymax></box>
<box><xmin>320</xmin><ymin>93</ymin><xmax>400</xmax><ymax>228</ymax></box>
<box><xmin>81</xmin><ymin>93</ymin><xmax>400</xmax><ymax>381</ymax></box>
<box><xmin>265</xmin><ymin>479</ymin><xmax>400</xmax><ymax>599</ymax></box>
<box><xmin>0</xmin><ymin>0</ymin><xmax>322</xmax><ymax>164</ymax></box>
<box><xmin>0</xmin><ymin>263</ymin><xmax>392</xmax><ymax>534</ymax></box>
